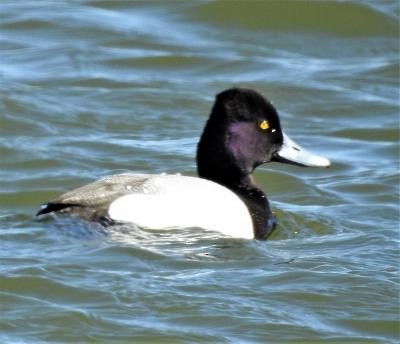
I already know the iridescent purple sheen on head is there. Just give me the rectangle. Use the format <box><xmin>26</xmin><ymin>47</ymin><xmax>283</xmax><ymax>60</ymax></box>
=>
<box><xmin>226</xmin><ymin>121</ymin><xmax>270</xmax><ymax>173</ymax></box>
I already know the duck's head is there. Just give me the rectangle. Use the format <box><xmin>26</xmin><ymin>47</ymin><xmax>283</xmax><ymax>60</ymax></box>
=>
<box><xmin>197</xmin><ymin>88</ymin><xmax>330</xmax><ymax>185</ymax></box>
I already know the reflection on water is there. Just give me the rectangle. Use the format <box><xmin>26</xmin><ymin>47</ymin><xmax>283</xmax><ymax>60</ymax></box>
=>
<box><xmin>0</xmin><ymin>0</ymin><xmax>399</xmax><ymax>342</ymax></box>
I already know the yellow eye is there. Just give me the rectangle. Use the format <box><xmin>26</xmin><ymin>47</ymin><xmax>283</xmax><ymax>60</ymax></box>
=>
<box><xmin>259</xmin><ymin>120</ymin><xmax>270</xmax><ymax>130</ymax></box>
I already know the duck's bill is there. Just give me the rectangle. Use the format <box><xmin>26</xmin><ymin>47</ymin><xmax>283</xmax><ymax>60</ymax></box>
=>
<box><xmin>273</xmin><ymin>133</ymin><xmax>331</xmax><ymax>168</ymax></box>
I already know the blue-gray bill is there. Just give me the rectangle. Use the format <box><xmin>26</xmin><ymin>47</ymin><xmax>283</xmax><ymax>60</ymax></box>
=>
<box><xmin>274</xmin><ymin>133</ymin><xmax>331</xmax><ymax>168</ymax></box>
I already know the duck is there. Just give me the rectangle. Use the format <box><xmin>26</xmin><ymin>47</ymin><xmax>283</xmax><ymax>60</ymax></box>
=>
<box><xmin>36</xmin><ymin>88</ymin><xmax>330</xmax><ymax>240</ymax></box>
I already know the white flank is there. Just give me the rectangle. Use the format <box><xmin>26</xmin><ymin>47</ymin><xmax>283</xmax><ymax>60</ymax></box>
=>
<box><xmin>108</xmin><ymin>175</ymin><xmax>254</xmax><ymax>239</ymax></box>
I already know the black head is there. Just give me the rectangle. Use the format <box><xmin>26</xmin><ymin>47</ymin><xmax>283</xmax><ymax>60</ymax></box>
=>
<box><xmin>197</xmin><ymin>88</ymin><xmax>284</xmax><ymax>186</ymax></box>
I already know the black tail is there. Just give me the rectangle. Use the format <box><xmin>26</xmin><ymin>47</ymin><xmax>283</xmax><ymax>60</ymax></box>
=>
<box><xmin>36</xmin><ymin>203</ymin><xmax>74</xmax><ymax>216</ymax></box>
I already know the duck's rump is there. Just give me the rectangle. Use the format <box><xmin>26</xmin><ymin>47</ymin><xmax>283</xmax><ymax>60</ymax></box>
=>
<box><xmin>36</xmin><ymin>174</ymin><xmax>151</xmax><ymax>220</ymax></box>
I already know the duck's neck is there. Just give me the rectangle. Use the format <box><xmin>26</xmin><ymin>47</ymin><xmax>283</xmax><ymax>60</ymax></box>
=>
<box><xmin>231</xmin><ymin>175</ymin><xmax>276</xmax><ymax>240</ymax></box>
<box><xmin>196</xmin><ymin>119</ymin><xmax>275</xmax><ymax>239</ymax></box>
<box><xmin>198</xmin><ymin>166</ymin><xmax>275</xmax><ymax>239</ymax></box>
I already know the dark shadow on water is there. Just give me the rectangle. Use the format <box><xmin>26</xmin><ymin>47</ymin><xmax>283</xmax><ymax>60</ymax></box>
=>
<box><xmin>33</xmin><ymin>214</ymin><xmax>298</xmax><ymax>264</ymax></box>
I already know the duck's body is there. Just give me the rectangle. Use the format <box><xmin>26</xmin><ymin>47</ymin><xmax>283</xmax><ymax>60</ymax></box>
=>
<box><xmin>40</xmin><ymin>173</ymin><xmax>255</xmax><ymax>239</ymax></box>
<box><xmin>37</xmin><ymin>88</ymin><xmax>330</xmax><ymax>239</ymax></box>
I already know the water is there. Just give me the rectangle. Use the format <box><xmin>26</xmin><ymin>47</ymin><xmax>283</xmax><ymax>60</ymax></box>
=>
<box><xmin>1</xmin><ymin>0</ymin><xmax>399</xmax><ymax>342</ymax></box>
